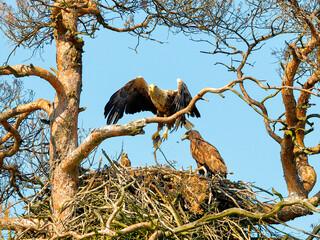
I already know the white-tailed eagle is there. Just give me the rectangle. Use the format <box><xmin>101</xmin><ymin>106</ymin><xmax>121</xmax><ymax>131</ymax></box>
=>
<box><xmin>104</xmin><ymin>76</ymin><xmax>200</xmax><ymax>139</ymax></box>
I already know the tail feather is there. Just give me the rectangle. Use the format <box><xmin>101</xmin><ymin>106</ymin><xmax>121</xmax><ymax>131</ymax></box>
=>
<box><xmin>183</xmin><ymin>119</ymin><xmax>194</xmax><ymax>130</ymax></box>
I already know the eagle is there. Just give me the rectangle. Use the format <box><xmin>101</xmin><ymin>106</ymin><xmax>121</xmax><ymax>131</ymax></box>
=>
<box><xmin>120</xmin><ymin>152</ymin><xmax>131</xmax><ymax>168</ymax></box>
<box><xmin>181</xmin><ymin>130</ymin><xmax>227</xmax><ymax>178</ymax></box>
<box><xmin>104</xmin><ymin>76</ymin><xmax>200</xmax><ymax>140</ymax></box>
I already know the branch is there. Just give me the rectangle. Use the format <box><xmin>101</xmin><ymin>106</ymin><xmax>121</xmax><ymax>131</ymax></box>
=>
<box><xmin>0</xmin><ymin>217</ymin><xmax>49</xmax><ymax>231</ymax></box>
<box><xmin>62</xmin><ymin>119</ymin><xmax>147</xmax><ymax>171</ymax></box>
<box><xmin>296</xmin><ymin>72</ymin><xmax>320</xmax><ymax>145</ymax></box>
<box><xmin>118</xmin><ymin>220</ymin><xmax>157</xmax><ymax>234</ymax></box>
<box><xmin>0</xmin><ymin>120</ymin><xmax>22</xmax><ymax>158</ymax></box>
<box><xmin>148</xmin><ymin>230</ymin><xmax>164</xmax><ymax>240</ymax></box>
<box><xmin>77</xmin><ymin>0</ymin><xmax>100</xmax><ymax>16</ymax></box>
<box><xmin>0</xmin><ymin>120</ymin><xmax>22</xmax><ymax>170</ymax></box>
<box><xmin>165</xmin><ymin>199</ymin><xmax>319</xmax><ymax>236</ymax></box>
<box><xmin>49</xmin><ymin>219</ymin><xmax>157</xmax><ymax>240</ymax></box>
<box><xmin>0</xmin><ymin>112</ymin><xmax>28</xmax><ymax>145</ymax></box>
<box><xmin>0</xmin><ymin>98</ymin><xmax>52</xmax><ymax>121</ymax></box>
<box><xmin>93</xmin><ymin>3</ymin><xmax>156</xmax><ymax>33</ymax></box>
<box><xmin>0</xmin><ymin>65</ymin><xmax>65</xmax><ymax>98</ymax></box>
<box><xmin>146</xmin><ymin>76</ymin><xmax>313</xmax><ymax>128</ymax></box>
<box><xmin>106</xmin><ymin>180</ymin><xmax>136</xmax><ymax>228</ymax></box>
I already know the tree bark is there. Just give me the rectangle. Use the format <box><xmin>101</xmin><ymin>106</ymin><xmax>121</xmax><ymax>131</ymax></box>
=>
<box><xmin>50</xmin><ymin>4</ymin><xmax>83</xmax><ymax>228</ymax></box>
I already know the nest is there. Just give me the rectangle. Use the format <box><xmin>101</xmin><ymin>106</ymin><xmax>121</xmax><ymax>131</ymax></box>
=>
<box><xmin>21</xmin><ymin>162</ymin><xmax>289</xmax><ymax>239</ymax></box>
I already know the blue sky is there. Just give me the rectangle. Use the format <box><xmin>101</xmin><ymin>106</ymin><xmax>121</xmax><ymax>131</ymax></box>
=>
<box><xmin>1</xmin><ymin>20</ymin><xmax>320</xmax><ymax>237</ymax></box>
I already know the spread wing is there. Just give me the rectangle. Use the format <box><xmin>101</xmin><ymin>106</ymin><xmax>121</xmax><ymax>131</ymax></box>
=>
<box><xmin>190</xmin><ymin>138</ymin><xmax>227</xmax><ymax>175</ymax></box>
<box><xmin>172</xmin><ymin>79</ymin><xmax>200</xmax><ymax>117</ymax></box>
<box><xmin>170</xmin><ymin>79</ymin><xmax>200</xmax><ymax>129</ymax></box>
<box><xmin>104</xmin><ymin>77</ymin><xmax>157</xmax><ymax>124</ymax></box>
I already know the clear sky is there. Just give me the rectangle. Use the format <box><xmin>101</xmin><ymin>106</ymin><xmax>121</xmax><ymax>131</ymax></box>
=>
<box><xmin>1</xmin><ymin>17</ymin><xmax>320</xmax><ymax>237</ymax></box>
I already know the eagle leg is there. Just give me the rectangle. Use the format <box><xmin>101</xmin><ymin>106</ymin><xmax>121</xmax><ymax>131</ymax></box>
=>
<box><xmin>152</xmin><ymin>123</ymin><xmax>164</xmax><ymax>140</ymax></box>
<box><xmin>152</xmin><ymin>130</ymin><xmax>160</xmax><ymax>140</ymax></box>
<box><xmin>162</xmin><ymin>127</ymin><xmax>169</xmax><ymax>140</ymax></box>
<box><xmin>193</xmin><ymin>166</ymin><xmax>207</xmax><ymax>176</ymax></box>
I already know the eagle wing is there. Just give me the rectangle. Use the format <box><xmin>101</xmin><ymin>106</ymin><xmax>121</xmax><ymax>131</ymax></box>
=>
<box><xmin>190</xmin><ymin>138</ymin><xmax>227</xmax><ymax>176</ymax></box>
<box><xmin>170</xmin><ymin>79</ymin><xmax>200</xmax><ymax>129</ymax></box>
<box><xmin>104</xmin><ymin>77</ymin><xmax>157</xmax><ymax>124</ymax></box>
<box><xmin>172</xmin><ymin>79</ymin><xmax>200</xmax><ymax>117</ymax></box>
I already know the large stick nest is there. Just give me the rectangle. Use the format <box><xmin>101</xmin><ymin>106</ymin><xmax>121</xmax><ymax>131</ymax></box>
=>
<box><xmin>21</xmin><ymin>161</ymin><xmax>290</xmax><ymax>239</ymax></box>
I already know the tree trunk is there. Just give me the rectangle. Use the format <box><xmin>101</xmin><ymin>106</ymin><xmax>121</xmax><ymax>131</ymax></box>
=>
<box><xmin>280</xmin><ymin>133</ymin><xmax>307</xmax><ymax>199</ymax></box>
<box><xmin>50</xmin><ymin>6</ymin><xmax>83</xmax><ymax>228</ymax></box>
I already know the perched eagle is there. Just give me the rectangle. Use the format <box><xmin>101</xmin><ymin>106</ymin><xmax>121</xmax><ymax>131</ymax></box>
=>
<box><xmin>182</xmin><ymin>130</ymin><xmax>227</xmax><ymax>178</ymax></box>
<box><xmin>104</xmin><ymin>76</ymin><xmax>200</xmax><ymax>139</ymax></box>
<box><xmin>120</xmin><ymin>152</ymin><xmax>131</xmax><ymax>168</ymax></box>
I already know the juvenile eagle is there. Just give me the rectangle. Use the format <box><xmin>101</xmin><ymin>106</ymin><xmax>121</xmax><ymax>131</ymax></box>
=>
<box><xmin>182</xmin><ymin>130</ymin><xmax>227</xmax><ymax>178</ymax></box>
<box><xmin>104</xmin><ymin>76</ymin><xmax>200</xmax><ymax>139</ymax></box>
<box><xmin>120</xmin><ymin>152</ymin><xmax>131</xmax><ymax>168</ymax></box>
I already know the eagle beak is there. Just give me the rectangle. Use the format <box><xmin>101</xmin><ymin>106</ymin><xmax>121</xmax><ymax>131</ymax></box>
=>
<box><xmin>181</xmin><ymin>134</ymin><xmax>188</xmax><ymax>141</ymax></box>
<box><xmin>149</xmin><ymin>85</ymin><xmax>155</xmax><ymax>93</ymax></box>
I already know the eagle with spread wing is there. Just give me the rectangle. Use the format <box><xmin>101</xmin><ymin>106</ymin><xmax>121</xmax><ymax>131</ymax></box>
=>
<box><xmin>104</xmin><ymin>76</ymin><xmax>200</xmax><ymax>140</ymax></box>
<box><xmin>182</xmin><ymin>130</ymin><xmax>227</xmax><ymax>178</ymax></box>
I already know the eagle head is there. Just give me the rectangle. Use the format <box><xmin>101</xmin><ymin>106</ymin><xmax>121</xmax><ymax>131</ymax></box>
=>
<box><xmin>148</xmin><ymin>84</ymin><xmax>166</xmax><ymax>108</ymax></box>
<box><xmin>182</xmin><ymin>130</ymin><xmax>201</xmax><ymax>141</ymax></box>
<box><xmin>148</xmin><ymin>84</ymin><xmax>157</xmax><ymax>94</ymax></box>
<box><xmin>181</xmin><ymin>131</ymin><xmax>190</xmax><ymax>141</ymax></box>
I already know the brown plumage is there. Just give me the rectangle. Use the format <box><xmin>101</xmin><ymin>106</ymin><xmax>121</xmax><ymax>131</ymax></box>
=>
<box><xmin>182</xmin><ymin>130</ymin><xmax>227</xmax><ymax>178</ymax></box>
<box><xmin>104</xmin><ymin>76</ymin><xmax>200</xmax><ymax>140</ymax></box>
<box><xmin>120</xmin><ymin>153</ymin><xmax>131</xmax><ymax>168</ymax></box>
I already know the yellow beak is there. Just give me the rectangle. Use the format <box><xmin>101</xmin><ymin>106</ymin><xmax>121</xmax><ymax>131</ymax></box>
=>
<box><xmin>149</xmin><ymin>85</ymin><xmax>155</xmax><ymax>93</ymax></box>
<box><xmin>181</xmin><ymin>134</ymin><xmax>188</xmax><ymax>141</ymax></box>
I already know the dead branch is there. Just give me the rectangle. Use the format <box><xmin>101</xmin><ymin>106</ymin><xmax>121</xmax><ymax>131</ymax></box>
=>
<box><xmin>106</xmin><ymin>180</ymin><xmax>136</xmax><ymax>228</ymax></box>
<box><xmin>0</xmin><ymin>217</ymin><xmax>49</xmax><ymax>231</ymax></box>
<box><xmin>0</xmin><ymin>119</ymin><xmax>22</xmax><ymax>170</ymax></box>
<box><xmin>0</xmin><ymin>112</ymin><xmax>28</xmax><ymax>145</ymax></box>
<box><xmin>0</xmin><ymin>65</ymin><xmax>64</xmax><ymax>98</ymax></box>
<box><xmin>0</xmin><ymin>98</ymin><xmax>52</xmax><ymax>121</ymax></box>
<box><xmin>148</xmin><ymin>230</ymin><xmax>163</xmax><ymax>240</ymax></box>
<box><xmin>146</xmin><ymin>75</ymin><xmax>315</xmax><ymax>128</ymax></box>
<box><xmin>62</xmin><ymin>119</ymin><xmax>147</xmax><ymax>171</ymax></box>
<box><xmin>166</xmin><ymin>199</ymin><xmax>318</xmax><ymax>237</ymax></box>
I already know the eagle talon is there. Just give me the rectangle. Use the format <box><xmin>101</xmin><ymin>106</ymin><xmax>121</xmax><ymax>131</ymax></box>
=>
<box><xmin>162</xmin><ymin>129</ymin><xmax>168</xmax><ymax>140</ymax></box>
<box><xmin>162</xmin><ymin>133</ymin><xmax>167</xmax><ymax>140</ymax></box>
<box><xmin>152</xmin><ymin>131</ymin><xmax>160</xmax><ymax>140</ymax></box>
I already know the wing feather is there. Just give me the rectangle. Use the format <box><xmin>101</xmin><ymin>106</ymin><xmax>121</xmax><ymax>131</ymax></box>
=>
<box><xmin>170</xmin><ymin>79</ymin><xmax>200</xmax><ymax>130</ymax></box>
<box><xmin>104</xmin><ymin>77</ymin><xmax>157</xmax><ymax>124</ymax></box>
<box><xmin>172</xmin><ymin>79</ymin><xmax>201</xmax><ymax>117</ymax></box>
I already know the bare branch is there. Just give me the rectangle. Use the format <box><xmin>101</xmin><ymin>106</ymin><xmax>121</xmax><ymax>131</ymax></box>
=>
<box><xmin>0</xmin><ymin>112</ymin><xmax>28</xmax><ymax>145</ymax></box>
<box><xmin>0</xmin><ymin>65</ymin><xmax>64</xmax><ymax>98</ymax></box>
<box><xmin>146</xmin><ymin>76</ymin><xmax>314</xmax><ymax>132</ymax></box>
<box><xmin>148</xmin><ymin>230</ymin><xmax>164</xmax><ymax>240</ymax></box>
<box><xmin>106</xmin><ymin>180</ymin><xmax>136</xmax><ymax>228</ymax></box>
<box><xmin>0</xmin><ymin>98</ymin><xmax>52</xmax><ymax>121</ymax></box>
<box><xmin>0</xmin><ymin>217</ymin><xmax>49</xmax><ymax>231</ymax></box>
<box><xmin>166</xmin><ymin>199</ymin><xmax>319</xmax><ymax>237</ymax></box>
<box><xmin>62</xmin><ymin>119</ymin><xmax>147</xmax><ymax>171</ymax></box>
<box><xmin>0</xmin><ymin>120</ymin><xmax>22</xmax><ymax>166</ymax></box>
